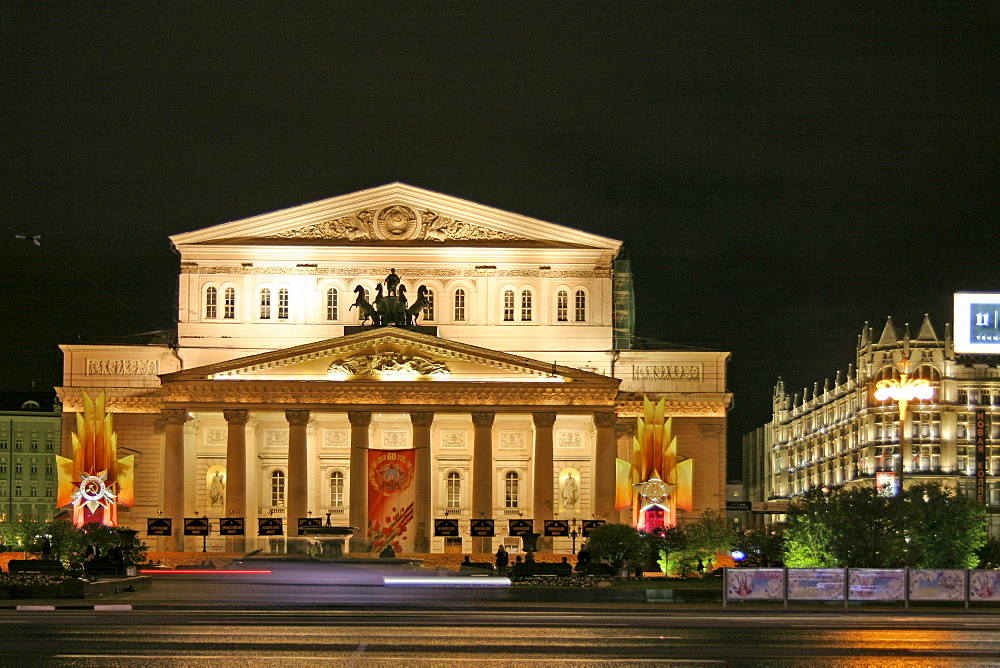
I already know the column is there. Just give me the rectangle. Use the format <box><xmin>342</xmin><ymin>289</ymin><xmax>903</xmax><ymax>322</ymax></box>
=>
<box><xmin>594</xmin><ymin>412</ymin><xmax>618</xmax><ymax>521</ymax></box>
<box><xmin>472</xmin><ymin>412</ymin><xmax>495</xmax><ymax>553</ymax></box>
<box><xmin>223</xmin><ymin>409</ymin><xmax>249</xmax><ymax>552</ymax></box>
<box><xmin>410</xmin><ymin>411</ymin><xmax>434</xmax><ymax>553</ymax></box>
<box><xmin>161</xmin><ymin>409</ymin><xmax>188</xmax><ymax>552</ymax></box>
<box><xmin>532</xmin><ymin>412</ymin><xmax>556</xmax><ymax>550</ymax></box>
<box><xmin>286</xmin><ymin>409</ymin><xmax>311</xmax><ymax>535</ymax></box>
<box><xmin>615</xmin><ymin>418</ymin><xmax>635</xmax><ymax>524</ymax></box>
<box><xmin>348</xmin><ymin>411</ymin><xmax>372</xmax><ymax>553</ymax></box>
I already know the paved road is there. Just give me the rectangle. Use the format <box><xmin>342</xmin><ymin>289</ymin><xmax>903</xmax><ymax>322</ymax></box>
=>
<box><xmin>5</xmin><ymin>607</ymin><xmax>1000</xmax><ymax>666</ymax></box>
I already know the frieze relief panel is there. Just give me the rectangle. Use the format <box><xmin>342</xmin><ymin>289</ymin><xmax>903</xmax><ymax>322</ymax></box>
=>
<box><xmin>382</xmin><ymin>430</ymin><xmax>409</xmax><ymax>448</ymax></box>
<box><xmin>499</xmin><ymin>432</ymin><xmax>525</xmax><ymax>450</ymax></box>
<box><xmin>556</xmin><ymin>431</ymin><xmax>584</xmax><ymax>450</ymax></box>
<box><xmin>87</xmin><ymin>359</ymin><xmax>159</xmax><ymax>376</ymax></box>
<box><xmin>440</xmin><ymin>431</ymin><xmax>467</xmax><ymax>450</ymax></box>
<box><xmin>205</xmin><ymin>428</ymin><xmax>227</xmax><ymax>446</ymax></box>
<box><xmin>265</xmin><ymin>429</ymin><xmax>289</xmax><ymax>448</ymax></box>
<box><xmin>323</xmin><ymin>430</ymin><xmax>349</xmax><ymax>449</ymax></box>
<box><xmin>182</xmin><ymin>265</ymin><xmax>600</xmax><ymax>279</ymax></box>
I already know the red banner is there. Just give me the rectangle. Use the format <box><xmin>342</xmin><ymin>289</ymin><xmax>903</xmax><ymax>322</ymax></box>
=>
<box><xmin>366</xmin><ymin>449</ymin><xmax>416</xmax><ymax>554</ymax></box>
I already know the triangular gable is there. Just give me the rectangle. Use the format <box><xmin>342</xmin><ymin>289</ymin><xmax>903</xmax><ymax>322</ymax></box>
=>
<box><xmin>170</xmin><ymin>183</ymin><xmax>621</xmax><ymax>250</ymax></box>
<box><xmin>161</xmin><ymin>327</ymin><xmax>619</xmax><ymax>387</ymax></box>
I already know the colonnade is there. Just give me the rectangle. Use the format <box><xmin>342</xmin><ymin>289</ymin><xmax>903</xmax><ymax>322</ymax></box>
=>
<box><xmin>159</xmin><ymin>407</ymin><xmax>618</xmax><ymax>553</ymax></box>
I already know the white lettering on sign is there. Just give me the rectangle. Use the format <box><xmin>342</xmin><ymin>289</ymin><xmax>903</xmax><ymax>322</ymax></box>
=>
<box><xmin>632</xmin><ymin>365</ymin><xmax>702</xmax><ymax>382</ymax></box>
<box><xmin>87</xmin><ymin>359</ymin><xmax>158</xmax><ymax>376</ymax></box>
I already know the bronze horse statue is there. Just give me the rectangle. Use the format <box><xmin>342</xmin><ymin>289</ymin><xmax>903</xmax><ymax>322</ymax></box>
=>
<box><xmin>405</xmin><ymin>285</ymin><xmax>429</xmax><ymax>325</ymax></box>
<box><xmin>349</xmin><ymin>285</ymin><xmax>379</xmax><ymax>325</ymax></box>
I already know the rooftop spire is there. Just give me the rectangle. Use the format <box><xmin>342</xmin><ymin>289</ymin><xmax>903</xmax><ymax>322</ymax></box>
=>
<box><xmin>877</xmin><ymin>317</ymin><xmax>898</xmax><ymax>345</ymax></box>
<box><xmin>916</xmin><ymin>313</ymin><xmax>938</xmax><ymax>341</ymax></box>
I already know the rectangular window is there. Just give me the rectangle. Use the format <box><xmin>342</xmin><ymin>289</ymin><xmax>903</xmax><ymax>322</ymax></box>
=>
<box><xmin>260</xmin><ymin>289</ymin><xmax>271</xmax><ymax>319</ymax></box>
<box><xmin>205</xmin><ymin>287</ymin><xmax>217</xmax><ymax>319</ymax></box>
<box><xmin>453</xmin><ymin>290</ymin><xmax>466</xmax><ymax>321</ymax></box>
<box><xmin>224</xmin><ymin>287</ymin><xmax>236</xmax><ymax>319</ymax></box>
<box><xmin>326</xmin><ymin>289</ymin><xmax>338</xmax><ymax>321</ymax></box>
<box><xmin>574</xmin><ymin>291</ymin><xmax>586</xmax><ymax>322</ymax></box>
<box><xmin>503</xmin><ymin>291</ymin><xmax>514</xmax><ymax>322</ymax></box>
<box><xmin>277</xmin><ymin>289</ymin><xmax>289</xmax><ymax>320</ymax></box>
<box><xmin>557</xmin><ymin>292</ymin><xmax>568</xmax><ymax>322</ymax></box>
<box><xmin>520</xmin><ymin>291</ymin><xmax>532</xmax><ymax>321</ymax></box>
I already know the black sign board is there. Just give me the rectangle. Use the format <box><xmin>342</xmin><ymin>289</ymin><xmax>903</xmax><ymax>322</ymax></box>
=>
<box><xmin>975</xmin><ymin>408</ymin><xmax>987</xmax><ymax>505</ymax></box>
<box><xmin>470</xmin><ymin>519</ymin><xmax>495</xmax><ymax>537</ymax></box>
<box><xmin>146</xmin><ymin>518</ymin><xmax>172</xmax><ymax>536</ymax></box>
<box><xmin>581</xmin><ymin>519</ymin><xmax>605</xmax><ymax>537</ymax></box>
<box><xmin>508</xmin><ymin>519</ymin><xmax>534</xmax><ymax>536</ymax></box>
<box><xmin>183</xmin><ymin>517</ymin><xmax>210</xmax><ymax>536</ymax></box>
<box><xmin>544</xmin><ymin>520</ymin><xmax>570</xmax><ymax>537</ymax></box>
<box><xmin>434</xmin><ymin>519</ymin><xmax>460</xmax><ymax>537</ymax></box>
<box><xmin>258</xmin><ymin>518</ymin><xmax>283</xmax><ymax>536</ymax></box>
<box><xmin>297</xmin><ymin>517</ymin><xmax>324</xmax><ymax>535</ymax></box>
<box><xmin>726</xmin><ymin>501</ymin><xmax>752</xmax><ymax>511</ymax></box>
<box><xmin>219</xmin><ymin>518</ymin><xmax>245</xmax><ymax>536</ymax></box>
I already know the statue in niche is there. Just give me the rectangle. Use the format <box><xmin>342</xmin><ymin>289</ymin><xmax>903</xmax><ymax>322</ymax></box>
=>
<box><xmin>562</xmin><ymin>473</ymin><xmax>579</xmax><ymax>509</ymax></box>
<box><xmin>210</xmin><ymin>471</ymin><xmax>225</xmax><ymax>506</ymax></box>
<box><xmin>384</xmin><ymin>268</ymin><xmax>400</xmax><ymax>296</ymax></box>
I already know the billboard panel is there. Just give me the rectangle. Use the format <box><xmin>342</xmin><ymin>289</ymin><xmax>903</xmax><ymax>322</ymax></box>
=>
<box><xmin>954</xmin><ymin>293</ymin><xmax>1000</xmax><ymax>353</ymax></box>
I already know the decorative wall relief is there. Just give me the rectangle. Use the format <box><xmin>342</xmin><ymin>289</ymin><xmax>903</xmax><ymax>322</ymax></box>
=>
<box><xmin>441</xmin><ymin>431</ymin><xmax>467</xmax><ymax>449</ymax></box>
<box><xmin>328</xmin><ymin>352</ymin><xmax>449</xmax><ymax>378</ymax></box>
<box><xmin>324</xmin><ymin>430</ymin><xmax>349</xmax><ymax>448</ymax></box>
<box><xmin>557</xmin><ymin>431</ymin><xmax>583</xmax><ymax>449</ymax></box>
<box><xmin>499</xmin><ymin>432</ymin><xmax>525</xmax><ymax>450</ymax></box>
<box><xmin>205</xmin><ymin>428</ymin><xmax>227</xmax><ymax>445</ymax></box>
<box><xmin>382</xmin><ymin>431</ymin><xmax>409</xmax><ymax>448</ymax></box>
<box><xmin>265</xmin><ymin>429</ymin><xmax>289</xmax><ymax>448</ymax></box>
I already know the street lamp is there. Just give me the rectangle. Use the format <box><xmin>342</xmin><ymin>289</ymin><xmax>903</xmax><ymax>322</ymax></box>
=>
<box><xmin>874</xmin><ymin>355</ymin><xmax>935</xmax><ymax>496</ymax></box>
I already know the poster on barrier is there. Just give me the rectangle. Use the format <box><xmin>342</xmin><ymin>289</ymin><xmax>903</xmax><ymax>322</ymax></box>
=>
<box><xmin>787</xmin><ymin>568</ymin><xmax>845</xmax><ymax>600</ymax></box>
<box><xmin>726</xmin><ymin>568</ymin><xmax>784</xmax><ymax>600</ymax></box>
<box><xmin>969</xmin><ymin>570</ymin><xmax>1000</xmax><ymax>601</ymax></box>
<box><xmin>848</xmin><ymin>569</ymin><xmax>905</xmax><ymax>600</ymax></box>
<box><xmin>909</xmin><ymin>570</ymin><xmax>967</xmax><ymax>601</ymax></box>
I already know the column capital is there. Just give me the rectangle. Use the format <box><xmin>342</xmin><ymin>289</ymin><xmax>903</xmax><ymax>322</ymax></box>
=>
<box><xmin>593</xmin><ymin>412</ymin><xmax>618</xmax><ymax>429</ymax></box>
<box><xmin>472</xmin><ymin>412</ymin><xmax>495</xmax><ymax>429</ymax></box>
<box><xmin>161</xmin><ymin>409</ymin><xmax>188</xmax><ymax>426</ymax></box>
<box><xmin>409</xmin><ymin>411</ymin><xmax>435</xmax><ymax>428</ymax></box>
<box><xmin>348</xmin><ymin>411</ymin><xmax>373</xmax><ymax>428</ymax></box>
<box><xmin>614</xmin><ymin>418</ymin><xmax>635</xmax><ymax>438</ymax></box>
<box><xmin>223</xmin><ymin>409</ymin><xmax>250</xmax><ymax>426</ymax></box>
<box><xmin>532</xmin><ymin>412</ymin><xmax>557</xmax><ymax>428</ymax></box>
<box><xmin>285</xmin><ymin>409</ymin><xmax>311</xmax><ymax>427</ymax></box>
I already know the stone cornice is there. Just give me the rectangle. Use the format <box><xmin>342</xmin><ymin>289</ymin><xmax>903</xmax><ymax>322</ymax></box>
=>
<box><xmin>181</xmin><ymin>265</ymin><xmax>604</xmax><ymax>279</ymax></box>
<box><xmin>616</xmin><ymin>392</ymin><xmax>732</xmax><ymax>418</ymax></box>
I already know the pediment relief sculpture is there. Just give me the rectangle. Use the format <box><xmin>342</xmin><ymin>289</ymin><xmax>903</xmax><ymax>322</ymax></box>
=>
<box><xmin>263</xmin><ymin>205</ymin><xmax>529</xmax><ymax>243</ymax></box>
<box><xmin>327</xmin><ymin>351</ymin><xmax>449</xmax><ymax>378</ymax></box>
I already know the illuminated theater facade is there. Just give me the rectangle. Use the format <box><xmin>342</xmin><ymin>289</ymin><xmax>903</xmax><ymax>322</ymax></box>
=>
<box><xmin>58</xmin><ymin>184</ymin><xmax>731</xmax><ymax>553</ymax></box>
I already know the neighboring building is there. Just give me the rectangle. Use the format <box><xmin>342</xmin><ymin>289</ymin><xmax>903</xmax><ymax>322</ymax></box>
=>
<box><xmin>744</xmin><ymin>315</ymin><xmax>1000</xmax><ymax>534</ymax></box>
<box><xmin>0</xmin><ymin>398</ymin><xmax>61</xmax><ymax>523</ymax></box>
<box><xmin>58</xmin><ymin>183</ymin><xmax>732</xmax><ymax>553</ymax></box>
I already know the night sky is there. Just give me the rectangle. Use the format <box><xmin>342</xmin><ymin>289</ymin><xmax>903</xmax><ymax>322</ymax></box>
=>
<box><xmin>3</xmin><ymin>3</ymin><xmax>997</xmax><ymax>476</ymax></box>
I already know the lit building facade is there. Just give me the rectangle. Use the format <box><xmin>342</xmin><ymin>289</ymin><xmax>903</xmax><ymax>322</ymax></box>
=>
<box><xmin>57</xmin><ymin>184</ymin><xmax>731</xmax><ymax>553</ymax></box>
<box><xmin>0</xmin><ymin>404</ymin><xmax>61</xmax><ymax>523</ymax></box>
<box><xmin>744</xmin><ymin>315</ymin><xmax>1000</xmax><ymax>534</ymax></box>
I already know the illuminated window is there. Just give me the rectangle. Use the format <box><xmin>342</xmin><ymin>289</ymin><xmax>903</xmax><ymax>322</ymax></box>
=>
<box><xmin>330</xmin><ymin>471</ymin><xmax>344</xmax><ymax>508</ymax></box>
<box><xmin>505</xmin><ymin>471</ymin><xmax>519</xmax><ymax>508</ymax></box>
<box><xmin>520</xmin><ymin>290</ymin><xmax>532</xmax><ymax>321</ymax></box>
<box><xmin>446</xmin><ymin>471</ymin><xmax>461</xmax><ymax>508</ymax></box>
<box><xmin>29</xmin><ymin>459</ymin><xmax>37</xmax><ymax>474</ymax></box>
<box><xmin>556</xmin><ymin>290</ymin><xmax>568</xmax><ymax>322</ymax></box>
<box><xmin>204</xmin><ymin>287</ymin><xmax>217</xmax><ymax>319</ymax></box>
<box><xmin>270</xmin><ymin>470</ymin><xmax>285</xmax><ymax>506</ymax></box>
<box><xmin>574</xmin><ymin>290</ymin><xmax>586</xmax><ymax>322</ymax></box>
<box><xmin>15</xmin><ymin>462</ymin><xmax>22</xmax><ymax>474</ymax></box>
<box><xmin>224</xmin><ymin>287</ymin><xmax>236</xmax><ymax>319</ymax></box>
<box><xmin>14</xmin><ymin>484</ymin><xmax>21</xmax><ymax>497</ymax></box>
<box><xmin>423</xmin><ymin>289</ymin><xmax>435</xmax><ymax>321</ymax></box>
<box><xmin>326</xmin><ymin>288</ymin><xmax>339</xmax><ymax>321</ymax></box>
<box><xmin>503</xmin><ymin>290</ymin><xmax>515</xmax><ymax>322</ymax></box>
<box><xmin>453</xmin><ymin>289</ymin><xmax>466</xmax><ymax>321</ymax></box>
<box><xmin>277</xmin><ymin>288</ymin><xmax>289</xmax><ymax>320</ymax></box>
<box><xmin>259</xmin><ymin>288</ymin><xmax>271</xmax><ymax>319</ymax></box>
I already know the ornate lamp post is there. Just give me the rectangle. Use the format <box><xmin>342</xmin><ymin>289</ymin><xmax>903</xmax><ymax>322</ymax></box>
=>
<box><xmin>874</xmin><ymin>356</ymin><xmax>935</xmax><ymax>496</ymax></box>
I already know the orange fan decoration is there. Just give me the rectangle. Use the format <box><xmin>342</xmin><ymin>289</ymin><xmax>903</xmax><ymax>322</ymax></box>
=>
<box><xmin>56</xmin><ymin>392</ymin><xmax>134</xmax><ymax>527</ymax></box>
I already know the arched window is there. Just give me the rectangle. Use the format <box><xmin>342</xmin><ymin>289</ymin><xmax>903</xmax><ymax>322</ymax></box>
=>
<box><xmin>270</xmin><ymin>470</ymin><xmax>285</xmax><ymax>506</ymax></box>
<box><xmin>453</xmin><ymin>288</ymin><xmax>466</xmax><ymax>321</ymax></box>
<box><xmin>330</xmin><ymin>470</ymin><xmax>344</xmax><ymax>508</ymax></box>
<box><xmin>574</xmin><ymin>290</ymin><xmax>586</xmax><ymax>322</ymax></box>
<box><xmin>277</xmin><ymin>288</ymin><xmax>289</xmax><ymax>320</ymax></box>
<box><xmin>422</xmin><ymin>288</ymin><xmax>435</xmax><ymax>321</ymax></box>
<box><xmin>505</xmin><ymin>471</ymin><xmax>519</xmax><ymax>508</ymax></box>
<box><xmin>446</xmin><ymin>471</ymin><xmax>461</xmax><ymax>508</ymax></box>
<box><xmin>556</xmin><ymin>290</ymin><xmax>568</xmax><ymax>322</ymax></box>
<box><xmin>326</xmin><ymin>288</ymin><xmax>339</xmax><ymax>321</ymax></box>
<box><xmin>520</xmin><ymin>289</ymin><xmax>533</xmax><ymax>321</ymax></box>
<box><xmin>204</xmin><ymin>286</ymin><xmax>218</xmax><ymax>319</ymax></box>
<box><xmin>259</xmin><ymin>288</ymin><xmax>272</xmax><ymax>320</ymax></box>
<box><xmin>223</xmin><ymin>286</ymin><xmax>236</xmax><ymax>319</ymax></box>
<box><xmin>503</xmin><ymin>290</ymin><xmax>515</xmax><ymax>322</ymax></box>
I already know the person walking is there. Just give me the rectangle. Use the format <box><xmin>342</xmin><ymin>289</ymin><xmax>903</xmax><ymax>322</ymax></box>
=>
<box><xmin>495</xmin><ymin>545</ymin><xmax>509</xmax><ymax>576</ymax></box>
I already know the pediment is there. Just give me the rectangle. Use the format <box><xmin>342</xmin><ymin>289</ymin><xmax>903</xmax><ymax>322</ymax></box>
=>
<box><xmin>161</xmin><ymin>327</ymin><xmax>619</xmax><ymax>387</ymax></box>
<box><xmin>170</xmin><ymin>183</ymin><xmax>621</xmax><ymax>251</ymax></box>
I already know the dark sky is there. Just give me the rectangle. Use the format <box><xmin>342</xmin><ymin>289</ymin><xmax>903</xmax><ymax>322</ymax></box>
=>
<box><xmin>2</xmin><ymin>3</ymin><xmax>997</xmax><ymax>476</ymax></box>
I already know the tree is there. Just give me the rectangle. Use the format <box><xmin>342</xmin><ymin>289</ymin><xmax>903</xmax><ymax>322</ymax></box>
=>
<box><xmin>584</xmin><ymin>523</ymin><xmax>646</xmax><ymax>570</ymax></box>
<box><xmin>732</xmin><ymin>527</ymin><xmax>785</xmax><ymax>567</ymax></box>
<box><xmin>784</xmin><ymin>484</ymin><xmax>986</xmax><ymax>569</ymax></box>
<box><xmin>681</xmin><ymin>509</ymin><xmax>735</xmax><ymax>571</ymax></box>
<box><xmin>642</xmin><ymin>525</ymin><xmax>687</xmax><ymax>574</ymax></box>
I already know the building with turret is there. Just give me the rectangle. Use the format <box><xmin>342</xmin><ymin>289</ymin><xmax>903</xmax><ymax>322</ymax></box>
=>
<box><xmin>744</xmin><ymin>314</ymin><xmax>1000</xmax><ymax>534</ymax></box>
